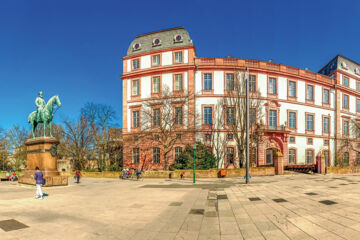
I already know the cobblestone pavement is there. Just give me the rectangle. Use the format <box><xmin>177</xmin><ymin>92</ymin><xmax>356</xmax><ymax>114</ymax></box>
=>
<box><xmin>0</xmin><ymin>174</ymin><xmax>360</xmax><ymax>239</ymax></box>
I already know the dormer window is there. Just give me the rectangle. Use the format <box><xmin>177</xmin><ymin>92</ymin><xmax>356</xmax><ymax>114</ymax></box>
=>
<box><xmin>341</xmin><ymin>61</ymin><xmax>347</xmax><ymax>69</ymax></box>
<box><xmin>174</xmin><ymin>34</ymin><xmax>183</xmax><ymax>43</ymax></box>
<box><xmin>133</xmin><ymin>43</ymin><xmax>141</xmax><ymax>51</ymax></box>
<box><xmin>152</xmin><ymin>38</ymin><xmax>161</xmax><ymax>46</ymax></box>
<box><xmin>355</xmin><ymin>68</ymin><xmax>360</xmax><ymax>74</ymax></box>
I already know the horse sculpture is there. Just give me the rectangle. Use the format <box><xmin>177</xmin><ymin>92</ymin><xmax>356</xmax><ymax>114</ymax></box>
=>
<box><xmin>28</xmin><ymin>95</ymin><xmax>61</xmax><ymax>138</ymax></box>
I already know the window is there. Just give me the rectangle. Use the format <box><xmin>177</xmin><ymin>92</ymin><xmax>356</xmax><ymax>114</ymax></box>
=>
<box><xmin>176</xmin><ymin>134</ymin><xmax>181</xmax><ymax>140</ymax></box>
<box><xmin>343</xmin><ymin>152</ymin><xmax>349</xmax><ymax>166</ymax></box>
<box><xmin>132</xmin><ymin>111</ymin><xmax>139</xmax><ymax>128</ymax></box>
<box><xmin>132</xmin><ymin>80</ymin><xmax>139</xmax><ymax>96</ymax></box>
<box><xmin>343</xmin><ymin>95</ymin><xmax>349</xmax><ymax>109</ymax></box>
<box><xmin>205</xmin><ymin>134</ymin><xmax>211</xmax><ymax>140</ymax></box>
<box><xmin>357</xmin><ymin>152</ymin><xmax>360</xmax><ymax>165</ymax></box>
<box><xmin>226</xmin><ymin>147</ymin><xmax>234</xmax><ymax>165</ymax></box>
<box><xmin>288</xmin><ymin>112</ymin><xmax>296</xmax><ymax>129</ymax></box>
<box><xmin>153</xmin><ymin>109</ymin><xmax>160</xmax><ymax>126</ymax></box>
<box><xmin>153</xmin><ymin>38</ymin><xmax>161</xmax><ymax>46</ymax></box>
<box><xmin>133</xmin><ymin>148</ymin><xmax>139</xmax><ymax>164</ymax></box>
<box><xmin>323</xmin><ymin>117</ymin><xmax>329</xmax><ymax>133</ymax></box>
<box><xmin>269</xmin><ymin>77</ymin><xmax>277</xmax><ymax>94</ymax></box>
<box><xmin>225</xmin><ymin>73</ymin><xmax>234</xmax><ymax>91</ymax></box>
<box><xmin>289</xmin><ymin>149</ymin><xmax>296</xmax><ymax>165</ymax></box>
<box><xmin>153</xmin><ymin>147</ymin><xmax>160</xmax><ymax>164</ymax></box>
<box><xmin>289</xmin><ymin>136</ymin><xmax>295</xmax><ymax>143</ymax></box>
<box><xmin>204</xmin><ymin>107</ymin><xmax>213</xmax><ymax>125</ymax></box>
<box><xmin>249</xmin><ymin>75</ymin><xmax>256</xmax><ymax>92</ymax></box>
<box><xmin>307</xmin><ymin>85</ymin><xmax>314</xmax><ymax>101</ymax></box>
<box><xmin>343</xmin><ymin>120</ymin><xmax>349</xmax><ymax>135</ymax></box>
<box><xmin>357</xmin><ymin>99</ymin><xmax>360</xmax><ymax>112</ymax></box>
<box><xmin>204</xmin><ymin>73</ymin><xmax>213</xmax><ymax>90</ymax></box>
<box><xmin>133</xmin><ymin>135</ymin><xmax>139</xmax><ymax>141</ymax></box>
<box><xmin>307</xmin><ymin>138</ymin><xmax>313</xmax><ymax>145</ymax></box>
<box><xmin>269</xmin><ymin>110</ymin><xmax>277</xmax><ymax>128</ymax></box>
<box><xmin>324</xmin><ymin>151</ymin><xmax>329</xmax><ymax>167</ymax></box>
<box><xmin>323</xmin><ymin>89</ymin><xmax>329</xmax><ymax>104</ymax></box>
<box><xmin>288</xmin><ymin>81</ymin><xmax>296</xmax><ymax>98</ymax></box>
<box><xmin>357</xmin><ymin>81</ymin><xmax>360</xmax><ymax>91</ymax></box>
<box><xmin>227</xmin><ymin>134</ymin><xmax>233</xmax><ymax>140</ymax></box>
<box><xmin>324</xmin><ymin>139</ymin><xmax>329</xmax><ymax>146</ymax></box>
<box><xmin>226</xmin><ymin>107</ymin><xmax>234</xmax><ymax>125</ymax></box>
<box><xmin>249</xmin><ymin>108</ymin><xmax>256</xmax><ymax>125</ymax></box>
<box><xmin>306</xmin><ymin>114</ymin><xmax>314</xmax><ymax>131</ymax></box>
<box><xmin>152</xmin><ymin>55</ymin><xmax>160</xmax><ymax>66</ymax></box>
<box><xmin>154</xmin><ymin>134</ymin><xmax>159</xmax><ymax>141</ymax></box>
<box><xmin>306</xmin><ymin>150</ymin><xmax>314</xmax><ymax>164</ymax></box>
<box><xmin>175</xmin><ymin>147</ymin><xmax>182</xmax><ymax>161</ymax></box>
<box><xmin>152</xmin><ymin>76</ymin><xmax>160</xmax><ymax>94</ymax></box>
<box><xmin>343</xmin><ymin>76</ymin><xmax>349</xmax><ymax>87</ymax></box>
<box><xmin>132</xmin><ymin>59</ymin><xmax>140</xmax><ymax>70</ymax></box>
<box><xmin>175</xmin><ymin>107</ymin><xmax>183</xmax><ymax>125</ymax></box>
<box><xmin>174</xmin><ymin>74</ymin><xmax>183</xmax><ymax>91</ymax></box>
<box><xmin>174</xmin><ymin>51</ymin><xmax>182</xmax><ymax>63</ymax></box>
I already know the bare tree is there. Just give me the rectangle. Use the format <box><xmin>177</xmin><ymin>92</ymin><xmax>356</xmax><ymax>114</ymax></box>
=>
<box><xmin>222</xmin><ymin>71</ymin><xmax>264</xmax><ymax>168</ymax></box>
<box><xmin>140</xmin><ymin>86</ymin><xmax>197</xmax><ymax>170</ymax></box>
<box><xmin>208</xmin><ymin>100</ymin><xmax>229</xmax><ymax>168</ymax></box>
<box><xmin>6</xmin><ymin>125</ymin><xmax>30</xmax><ymax>170</ymax></box>
<box><xmin>81</xmin><ymin>103</ymin><xmax>117</xmax><ymax>170</ymax></box>
<box><xmin>63</xmin><ymin>115</ymin><xmax>94</xmax><ymax>170</ymax></box>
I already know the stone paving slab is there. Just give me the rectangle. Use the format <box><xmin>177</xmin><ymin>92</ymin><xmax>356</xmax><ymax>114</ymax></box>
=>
<box><xmin>0</xmin><ymin>174</ymin><xmax>360</xmax><ymax>239</ymax></box>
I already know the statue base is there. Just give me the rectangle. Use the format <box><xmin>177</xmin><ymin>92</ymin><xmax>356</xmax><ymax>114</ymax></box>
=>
<box><xmin>18</xmin><ymin>137</ymin><xmax>68</xmax><ymax>187</ymax></box>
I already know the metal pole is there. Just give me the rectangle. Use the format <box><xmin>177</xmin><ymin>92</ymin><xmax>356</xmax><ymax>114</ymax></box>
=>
<box><xmin>245</xmin><ymin>68</ymin><xmax>250</xmax><ymax>184</ymax></box>
<box><xmin>193</xmin><ymin>143</ymin><xmax>196</xmax><ymax>184</ymax></box>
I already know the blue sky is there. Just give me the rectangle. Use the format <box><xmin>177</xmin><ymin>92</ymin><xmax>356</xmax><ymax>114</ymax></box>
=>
<box><xmin>1</xmin><ymin>0</ymin><xmax>359</xmax><ymax>130</ymax></box>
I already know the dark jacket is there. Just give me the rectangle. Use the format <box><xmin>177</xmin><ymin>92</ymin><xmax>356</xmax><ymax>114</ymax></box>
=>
<box><xmin>34</xmin><ymin>171</ymin><xmax>43</xmax><ymax>185</ymax></box>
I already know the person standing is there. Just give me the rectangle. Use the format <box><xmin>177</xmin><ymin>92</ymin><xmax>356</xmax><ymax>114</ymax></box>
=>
<box><xmin>34</xmin><ymin>167</ymin><xmax>44</xmax><ymax>200</ymax></box>
<box><xmin>75</xmin><ymin>169</ymin><xmax>81</xmax><ymax>184</ymax></box>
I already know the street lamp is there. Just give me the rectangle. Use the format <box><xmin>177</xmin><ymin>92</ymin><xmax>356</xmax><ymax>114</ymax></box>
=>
<box><xmin>193</xmin><ymin>142</ymin><xmax>196</xmax><ymax>184</ymax></box>
<box><xmin>245</xmin><ymin>68</ymin><xmax>250</xmax><ymax>184</ymax></box>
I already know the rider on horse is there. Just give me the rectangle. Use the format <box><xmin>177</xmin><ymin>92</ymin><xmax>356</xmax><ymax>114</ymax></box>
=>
<box><xmin>35</xmin><ymin>91</ymin><xmax>46</xmax><ymax>122</ymax></box>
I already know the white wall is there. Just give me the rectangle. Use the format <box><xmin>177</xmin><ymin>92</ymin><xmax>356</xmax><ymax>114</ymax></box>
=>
<box><xmin>214</xmin><ymin>71</ymin><xmax>224</xmax><ymax>95</ymax></box>
<box><xmin>257</xmin><ymin>74</ymin><xmax>267</xmax><ymax>97</ymax></box>
<box><xmin>127</xmin><ymin>59</ymin><xmax>131</xmax><ymax>72</ymax></box>
<box><xmin>141</xmin><ymin>76</ymin><xmax>151</xmax><ymax>99</ymax></box>
<box><xmin>195</xmin><ymin>71</ymin><xmax>202</xmax><ymax>94</ymax></box>
<box><xmin>162</xmin><ymin>73</ymin><xmax>173</xmax><ymax>92</ymax></box>
<box><xmin>184</xmin><ymin>50</ymin><xmax>188</xmax><ymax>64</ymax></box>
<box><xmin>297</xmin><ymin>81</ymin><xmax>305</xmax><ymax>103</ymax></box>
<box><xmin>314</xmin><ymin>85</ymin><xmax>322</xmax><ymax>106</ymax></box>
<box><xmin>140</xmin><ymin>55</ymin><xmax>151</xmax><ymax>69</ymax></box>
<box><xmin>278</xmin><ymin>77</ymin><xmax>287</xmax><ymax>100</ymax></box>
<box><xmin>162</xmin><ymin>51</ymin><xmax>172</xmax><ymax>66</ymax></box>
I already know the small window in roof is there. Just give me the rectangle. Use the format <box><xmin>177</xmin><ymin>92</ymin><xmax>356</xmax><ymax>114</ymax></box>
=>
<box><xmin>355</xmin><ymin>68</ymin><xmax>359</xmax><ymax>74</ymax></box>
<box><xmin>152</xmin><ymin>38</ymin><xmax>161</xmax><ymax>46</ymax></box>
<box><xmin>133</xmin><ymin>43</ymin><xmax>141</xmax><ymax>51</ymax></box>
<box><xmin>174</xmin><ymin>34</ymin><xmax>183</xmax><ymax>43</ymax></box>
<box><xmin>341</xmin><ymin>61</ymin><xmax>347</xmax><ymax>68</ymax></box>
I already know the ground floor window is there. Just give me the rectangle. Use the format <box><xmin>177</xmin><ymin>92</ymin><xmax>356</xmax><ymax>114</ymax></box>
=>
<box><xmin>289</xmin><ymin>149</ymin><xmax>296</xmax><ymax>165</ymax></box>
<box><xmin>324</xmin><ymin>150</ymin><xmax>329</xmax><ymax>167</ymax></box>
<box><xmin>226</xmin><ymin>147</ymin><xmax>234</xmax><ymax>165</ymax></box>
<box><xmin>133</xmin><ymin>148</ymin><xmax>139</xmax><ymax>164</ymax></box>
<box><xmin>175</xmin><ymin>147</ymin><xmax>182</xmax><ymax>161</ymax></box>
<box><xmin>306</xmin><ymin>150</ymin><xmax>313</xmax><ymax>164</ymax></box>
<box><xmin>266</xmin><ymin>149</ymin><xmax>273</xmax><ymax>165</ymax></box>
<box><xmin>343</xmin><ymin>152</ymin><xmax>349</xmax><ymax>166</ymax></box>
<box><xmin>153</xmin><ymin>147</ymin><xmax>160</xmax><ymax>164</ymax></box>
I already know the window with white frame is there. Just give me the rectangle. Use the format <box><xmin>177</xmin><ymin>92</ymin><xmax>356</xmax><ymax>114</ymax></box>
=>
<box><xmin>153</xmin><ymin>147</ymin><xmax>160</xmax><ymax>164</ymax></box>
<box><xmin>132</xmin><ymin>59</ymin><xmax>140</xmax><ymax>70</ymax></box>
<box><xmin>132</xmin><ymin>111</ymin><xmax>139</xmax><ymax>128</ymax></box>
<box><xmin>357</xmin><ymin>81</ymin><xmax>360</xmax><ymax>91</ymax></box>
<box><xmin>343</xmin><ymin>152</ymin><xmax>349</xmax><ymax>166</ymax></box>
<box><xmin>153</xmin><ymin>76</ymin><xmax>160</xmax><ymax>93</ymax></box>
<box><xmin>306</xmin><ymin>150</ymin><xmax>313</xmax><ymax>164</ymax></box>
<box><xmin>174</xmin><ymin>74</ymin><xmax>183</xmax><ymax>91</ymax></box>
<box><xmin>152</xmin><ymin>55</ymin><xmax>160</xmax><ymax>66</ymax></box>
<box><xmin>204</xmin><ymin>107</ymin><xmax>213</xmax><ymax>125</ymax></box>
<box><xmin>306</xmin><ymin>114</ymin><xmax>314</xmax><ymax>131</ymax></box>
<box><xmin>249</xmin><ymin>108</ymin><xmax>256</xmax><ymax>125</ymax></box>
<box><xmin>357</xmin><ymin>99</ymin><xmax>360</xmax><ymax>112</ymax></box>
<box><xmin>132</xmin><ymin>80</ymin><xmax>139</xmax><ymax>96</ymax></box>
<box><xmin>249</xmin><ymin>75</ymin><xmax>256</xmax><ymax>92</ymax></box>
<box><xmin>204</xmin><ymin>73</ymin><xmax>212</xmax><ymax>90</ymax></box>
<box><xmin>289</xmin><ymin>149</ymin><xmax>296</xmax><ymax>165</ymax></box>
<box><xmin>133</xmin><ymin>148</ymin><xmax>139</xmax><ymax>164</ymax></box>
<box><xmin>323</xmin><ymin>117</ymin><xmax>329</xmax><ymax>133</ymax></box>
<box><xmin>175</xmin><ymin>147</ymin><xmax>182</xmax><ymax>161</ymax></box>
<box><xmin>175</xmin><ymin>107</ymin><xmax>183</xmax><ymax>125</ymax></box>
<box><xmin>174</xmin><ymin>51</ymin><xmax>183</xmax><ymax>63</ymax></box>
<box><xmin>288</xmin><ymin>112</ymin><xmax>296</xmax><ymax>129</ymax></box>
<box><xmin>289</xmin><ymin>81</ymin><xmax>296</xmax><ymax>98</ymax></box>
<box><xmin>226</xmin><ymin>73</ymin><xmax>234</xmax><ymax>91</ymax></box>
<box><xmin>343</xmin><ymin>120</ymin><xmax>349</xmax><ymax>135</ymax></box>
<box><xmin>269</xmin><ymin>110</ymin><xmax>277</xmax><ymax>128</ymax></box>
<box><xmin>307</xmin><ymin>85</ymin><xmax>314</xmax><ymax>101</ymax></box>
<box><xmin>323</xmin><ymin>89</ymin><xmax>329</xmax><ymax>104</ymax></box>
<box><xmin>226</xmin><ymin>147</ymin><xmax>234</xmax><ymax>165</ymax></box>
<box><xmin>153</xmin><ymin>109</ymin><xmax>161</xmax><ymax>126</ymax></box>
<box><xmin>343</xmin><ymin>76</ymin><xmax>349</xmax><ymax>87</ymax></box>
<box><xmin>343</xmin><ymin>95</ymin><xmax>349</xmax><ymax>109</ymax></box>
<box><xmin>226</xmin><ymin>107</ymin><xmax>234</xmax><ymax>125</ymax></box>
<box><xmin>269</xmin><ymin>78</ymin><xmax>277</xmax><ymax>94</ymax></box>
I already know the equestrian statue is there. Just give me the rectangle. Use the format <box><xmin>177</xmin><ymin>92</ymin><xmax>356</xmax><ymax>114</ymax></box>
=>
<box><xmin>28</xmin><ymin>91</ymin><xmax>61</xmax><ymax>138</ymax></box>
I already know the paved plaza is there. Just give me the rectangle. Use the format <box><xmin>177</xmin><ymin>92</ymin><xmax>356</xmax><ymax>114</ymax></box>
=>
<box><xmin>1</xmin><ymin>174</ymin><xmax>360</xmax><ymax>240</ymax></box>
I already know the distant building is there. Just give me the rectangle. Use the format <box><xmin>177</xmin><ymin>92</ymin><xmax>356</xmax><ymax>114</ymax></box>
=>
<box><xmin>121</xmin><ymin>27</ymin><xmax>360</xmax><ymax>169</ymax></box>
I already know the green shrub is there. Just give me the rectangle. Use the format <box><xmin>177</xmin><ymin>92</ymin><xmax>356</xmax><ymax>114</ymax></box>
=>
<box><xmin>174</xmin><ymin>142</ymin><xmax>216</xmax><ymax>170</ymax></box>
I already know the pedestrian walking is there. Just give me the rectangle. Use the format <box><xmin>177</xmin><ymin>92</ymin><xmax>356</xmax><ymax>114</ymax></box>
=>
<box><xmin>75</xmin><ymin>169</ymin><xmax>81</xmax><ymax>184</ymax></box>
<box><xmin>34</xmin><ymin>167</ymin><xmax>44</xmax><ymax>200</ymax></box>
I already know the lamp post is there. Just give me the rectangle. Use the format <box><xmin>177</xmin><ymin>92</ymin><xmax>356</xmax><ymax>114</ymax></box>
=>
<box><xmin>193</xmin><ymin>142</ymin><xmax>196</xmax><ymax>184</ymax></box>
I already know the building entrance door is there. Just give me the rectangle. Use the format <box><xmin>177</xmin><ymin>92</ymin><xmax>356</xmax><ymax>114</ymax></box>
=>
<box><xmin>266</xmin><ymin>149</ymin><xmax>273</xmax><ymax>165</ymax></box>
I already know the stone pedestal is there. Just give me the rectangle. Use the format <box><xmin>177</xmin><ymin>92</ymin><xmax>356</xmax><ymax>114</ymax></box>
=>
<box><xmin>317</xmin><ymin>154</ymin><xmax>326</xmax><ymax>174</ymax></box>
<box><xmin>18</xmin><ymin>138</ymin><xmax>68</xmax><ymax>186</ymax></box>
<box><xmin>274</xmin><ymin>152</ymin><xmax>284</xmax><ymax>175</ymax></box>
